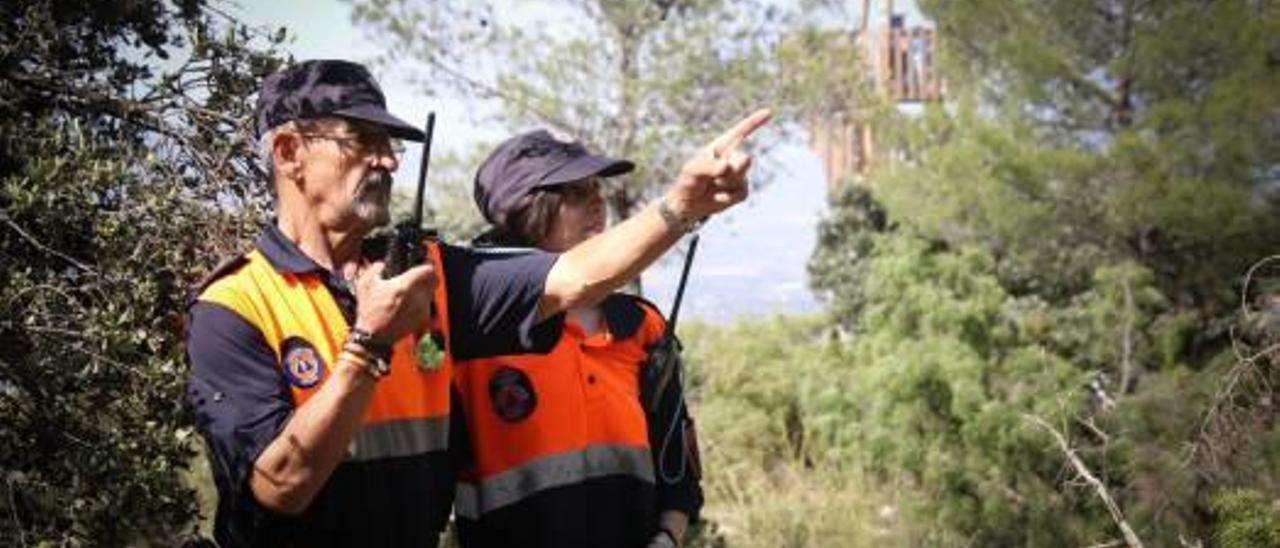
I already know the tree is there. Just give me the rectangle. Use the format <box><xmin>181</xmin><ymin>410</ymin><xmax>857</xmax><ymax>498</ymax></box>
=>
<box><xmin>889</xmin><ymin>0</ymin><xmax>1279</xmax><ymax>305</ymax></box>
<box><xmin>807</xmin><ymin>0</ymin><xmax>1279</xmax><ymax>544</ymax></box>
<box><xmin>349</xmin><ymin>0</ymin><xmax>786</xmax><ymax>240</ymax></box>
<box><xmin>0</xmin><ymin>0</ymin><xmax>285</xmax><ymax>543</ymax></box>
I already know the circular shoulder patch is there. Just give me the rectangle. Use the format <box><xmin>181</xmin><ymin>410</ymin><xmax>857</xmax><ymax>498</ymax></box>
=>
<box><xmin>281</xmin><ymin>336</ymin><xmax>326</xmax><ymax>389</ymax></box>
<box><xmin>489</xmin><ymin>366</ymin><xmax>537</xmax><ymax>422</ymax></box>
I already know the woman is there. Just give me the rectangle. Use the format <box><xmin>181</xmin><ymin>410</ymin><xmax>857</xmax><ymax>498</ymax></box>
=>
<box><xmin>451</xmin><ymin>129</ymin><xmax>703</xmax><ymax>548</ymax></box>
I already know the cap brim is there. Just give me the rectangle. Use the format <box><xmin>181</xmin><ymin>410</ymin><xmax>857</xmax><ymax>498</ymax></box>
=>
<box><xmin>333</xmin><ymin>104</ymin><xmax>427</xmax><ymax>142</ymax></box>
<box><xmin>539</xmin><ymin>154</ymin><xmax>635</xmax><ymax>188</ymax></box>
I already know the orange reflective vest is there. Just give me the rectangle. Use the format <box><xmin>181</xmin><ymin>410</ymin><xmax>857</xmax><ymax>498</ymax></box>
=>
<box><xmin>197</xmin><ymin>242</ymin><xmax>454</xmax><ymax>460</ymax></box>
<box><xmin>451</xmin><ymin>295</ymin><xmax>666</xmax><ymax>520</ymax></box>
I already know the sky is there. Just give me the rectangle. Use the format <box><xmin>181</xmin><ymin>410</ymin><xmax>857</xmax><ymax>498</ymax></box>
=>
<box><xmin>230</xmin><ymin>0</ymin><xmax>928</xmax><ymax>323</ymax></box>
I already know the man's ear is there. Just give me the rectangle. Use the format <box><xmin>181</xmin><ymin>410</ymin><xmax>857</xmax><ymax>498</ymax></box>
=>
<box><xmin>274</xmin><ymin>131</ymin><xmax>304</xmax><ymax>182</ymax></box>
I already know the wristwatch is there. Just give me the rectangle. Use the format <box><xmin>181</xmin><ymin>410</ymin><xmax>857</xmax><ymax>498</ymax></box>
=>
<box><xmin>657</xmin><ymin>199</ymin><xmax>703</xmax><ymax>234</ymax></box>
<box><xmin>347</xmin><ymin>327</ymin><xmax>392</xmax><ymax>377</ymax></box>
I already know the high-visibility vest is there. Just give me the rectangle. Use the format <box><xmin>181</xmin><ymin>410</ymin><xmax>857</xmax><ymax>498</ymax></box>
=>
<box><xmin>451</xmin><ymin>295</ymin><xmax>665</xmax><ymax>520</ymax></box>
<box><xmin>197</xmin><ymin>242</ymin><xmax>454</xmax><ymax>461</ymax></box>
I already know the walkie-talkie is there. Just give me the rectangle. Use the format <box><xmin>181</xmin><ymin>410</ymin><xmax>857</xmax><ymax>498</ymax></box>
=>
<box><xmin>383</xmin><ymin>112</ymin><xmax>435</xmax><ymax>278</ymax></box>
<box><xmin>641</xmin><ymin>234</ymin><xmax>701</xmax><ymax>485</ymax></box>
<box><xmin>643</xmin><ymin>234</ymin><xmax>698</xmax><ymax>412</ymax></box>
<box><xmin>382</xmin><ymin>112</ymin><xmax>445</xmax><ymax>368</ymax></box>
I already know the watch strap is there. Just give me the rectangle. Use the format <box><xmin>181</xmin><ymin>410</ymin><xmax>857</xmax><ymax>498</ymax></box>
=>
<box><xmin>657</xmin><ymin>200</ymin><xmax>703</xmax><ymax>234</ymax></box>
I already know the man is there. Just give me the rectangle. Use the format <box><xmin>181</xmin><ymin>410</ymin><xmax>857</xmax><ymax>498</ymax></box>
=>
<box><xmin>185</xmin><ymin>59</ymin><xmax>768</xmax><ymax>547</ymax></box>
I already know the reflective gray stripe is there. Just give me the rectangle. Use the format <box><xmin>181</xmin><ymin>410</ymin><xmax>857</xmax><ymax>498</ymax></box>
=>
<box><xmin>345</xmin><ymin>416</ymin><xmax>450</xmax><ymax>462</ymax></box>
<box><xmin>454</xmin><ymin>443</ymin><xmax>654</xmax><ymax>519</ymax></box>
<box><xmin>467</xmin><ymin>246</ymin><xmax>538</xmax><ymax>256</ymax></box>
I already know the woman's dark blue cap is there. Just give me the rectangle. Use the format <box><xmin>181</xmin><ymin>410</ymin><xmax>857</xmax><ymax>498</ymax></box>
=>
<box><xmin>473</xmin><ymin>130</ymin><xmax>634</xmax><ymax>228</ymax></box>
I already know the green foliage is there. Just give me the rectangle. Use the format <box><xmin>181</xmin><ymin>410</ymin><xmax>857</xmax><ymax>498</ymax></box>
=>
<box><xmin>808</xmin><ymin>183</ymin><xmax>888</xmax><ymax>326</ymax></box>
<box><xmin>680</xmin><ymin>315</ymin><xmax>912</xmax><ymax>547</ymax></box>
<box><xmin>904</xmin><ymin>0</ymin><xmax>1280</xmax><ymax>305</ymax></box>
<box><xmin>836</xmin><ymin>233</ymin><xmax>1105</xmax><ymax>545</ymax></box>
<box><xmin>773</xmin><ymin>22</ymin><xmax>887</xmax><ymax>126</ymax></box>
<box><xmin>0</xmin><ymin>0</ymin><xmax>285</xmax><ymax>543</ymax></box>
<box><xmin>1210</xmin><ymin>488</ymin><xmax>1280</xmax><ymax>548</ymax></box>
<box><xmin>799</xmin><ymin>0</ymin><xmax>1280</xmax><ymax>544</ymax></box>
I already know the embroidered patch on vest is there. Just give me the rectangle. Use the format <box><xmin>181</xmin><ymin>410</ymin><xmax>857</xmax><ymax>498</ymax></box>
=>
<box><xmin>281</xmin><ymin>336</ymin><xmax>326</xmax><ymax>388</ymax></box>
<box><xmin>489</xmin><ymin>366</ymin><xmax>537</xmax><ymax>422</ymax></box>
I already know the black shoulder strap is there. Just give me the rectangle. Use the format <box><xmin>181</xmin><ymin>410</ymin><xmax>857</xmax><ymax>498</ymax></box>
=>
<box><xmin>624</xmin><ymin>293</ymin><xmax>665</xmax><ymax>318</ymax></box>
<box><xmin>601</xmin><ymin>293</ymin><xmax>660</xmax><ymax>341</ymax></box>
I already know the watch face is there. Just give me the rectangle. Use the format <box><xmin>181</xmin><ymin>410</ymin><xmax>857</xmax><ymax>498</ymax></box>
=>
<box><xmin>351</xmin><ymin>329</ymin><xmax>391</xmax><ymax>354</ymax></box>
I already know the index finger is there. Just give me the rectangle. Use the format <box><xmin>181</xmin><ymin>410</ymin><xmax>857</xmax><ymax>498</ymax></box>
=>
<box><xmin>711</xmin><ymin>108</ymin><xmax>773</xmax><ymax>157</ymax></box>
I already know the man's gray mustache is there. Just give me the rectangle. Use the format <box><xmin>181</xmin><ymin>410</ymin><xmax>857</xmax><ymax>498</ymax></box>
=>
<box><xmin>363</xmin><ymin>170</ymin><xmax>392</xmax><ymax>189</ymax></box>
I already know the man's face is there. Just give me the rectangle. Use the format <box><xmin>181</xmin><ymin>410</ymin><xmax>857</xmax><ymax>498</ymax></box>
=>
<box><xmin>290</xmin><ymin>117</ymin><xmax>403</xmax><ymax>231</ymax></box>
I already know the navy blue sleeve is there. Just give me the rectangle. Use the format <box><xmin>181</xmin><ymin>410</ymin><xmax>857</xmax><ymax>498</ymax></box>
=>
<box><xmin>185</xmin><ymin>301</ymin><xmax>292</xmax><ymax>535</ymax></box>
<box><xmin>440</xmin><ymin>244</ymin><xmax>565</xmax><ymax>360</ymax></box>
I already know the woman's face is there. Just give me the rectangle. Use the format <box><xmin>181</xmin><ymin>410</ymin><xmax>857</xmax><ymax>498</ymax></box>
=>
<box><xmin>541</xmin><ymin>178</ymin><xmax>606</xmax><ymax>252</ymax></box>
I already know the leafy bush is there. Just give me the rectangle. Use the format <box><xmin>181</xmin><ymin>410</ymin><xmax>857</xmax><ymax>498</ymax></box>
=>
<box><xmin>1211</xmin><ymin>488</ymin><xmax>1280</xmax><ymax>548</ymax></box>
<box><xmin>0</xmin><ymin>1</ymin><xmax>284</xmax><ymax>543</ymax></box>
<box><xmin>681</xmin><ymin>315</ymin><xmax>911</xmax><ymax>547</ymax></box>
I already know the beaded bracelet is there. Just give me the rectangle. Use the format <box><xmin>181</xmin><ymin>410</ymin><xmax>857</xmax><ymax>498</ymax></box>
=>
<box><xmin>337</xmin><ymin>350</ymin><xmax>382</xmax><ymax>381</ymax></box>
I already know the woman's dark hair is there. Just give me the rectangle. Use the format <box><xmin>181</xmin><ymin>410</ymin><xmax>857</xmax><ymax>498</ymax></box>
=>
<box><xmin>474</xmin><ymin>188</ymin><xmax>564</xmax><ymax>248</ymax></box>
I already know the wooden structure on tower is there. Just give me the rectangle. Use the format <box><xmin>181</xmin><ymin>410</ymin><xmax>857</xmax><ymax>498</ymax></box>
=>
<box><xmin>809</xmin><ymin>3</ymin><xmax>942</xmax><ymax>190</ymax></box>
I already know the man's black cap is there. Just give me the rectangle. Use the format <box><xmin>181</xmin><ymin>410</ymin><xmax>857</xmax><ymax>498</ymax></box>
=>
<box><xmin>255</xmin><ymin>59</ymin><xmax>425</xmax><ymax>141</ymax></box>
<box><xmin>474</xmin><ymin>130</ymin><xmax>635</xmax><ymax>228</ymax></box>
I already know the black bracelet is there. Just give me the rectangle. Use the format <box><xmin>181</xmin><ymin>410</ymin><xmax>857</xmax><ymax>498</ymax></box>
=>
<box><xmin>347</xmin><ymin>328</ymin><xmax>392</xmax><ymax>376</ymax></box>
<box><xmin>348</xmin><ymin>327</ymin><xmax>392</xmax><ymax>357</ymax></box>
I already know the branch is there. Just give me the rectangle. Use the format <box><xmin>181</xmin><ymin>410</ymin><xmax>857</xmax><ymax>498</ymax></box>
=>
<box><xmin>1076</xmin><ymin>416</ymin><xmax>1111</xmax><ymax>445</ymax></box>
<box><xmin>419</xmin><ymin>53</ymin><xmax>582</xmax><ymax>137</ymax></box>
<box><xmin>1183</xmin><ymin>336</ymin><xmax>1278</xmax><ymax>470</ymax></box>
<box><xmin>3</xmin><ymin>67</ymin><xmax>187</xmax><ymax>142</ymax></box>
<box><xmin>1239</xmin><ymin>254</ymin><xmax>1280</xmax><ymax>319</ymax></box>
<box><xmin>21</xmin><ymin>324</ymin><xmax>143</xmax><ymax>374</ymax></box>
<box><xmin>0</xmin><ymin>211</ymin><xmax>95</xmax><ymax>273</ymax></box>
<box><xmin>1119</xmin><ymin>277</ymin><xmax>1135</xmax><ymax>394</ymax></box>
<box><xmin>1178</xmin><ymin>533</ymin><xmax>1205</xmax><ymax>548</ymax></box>
<box><xmin>5</xmin><ymin>477</ymin><xmax>26</xmax><ymax>548</ymax></box>
<box><xmin>1185</xmin><ymin>255</ymin><xmax>1280</xmax><ymax>467</ymax></box>
<box><xmin>1024</xmin><ymin>414</ymin><xmax>1144</xmax><ymax>548</ymax></box>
